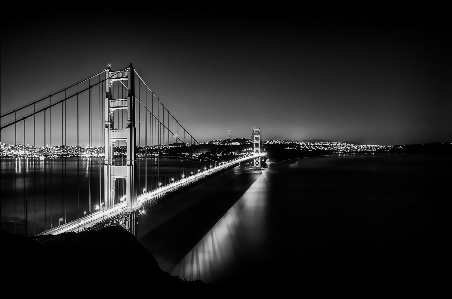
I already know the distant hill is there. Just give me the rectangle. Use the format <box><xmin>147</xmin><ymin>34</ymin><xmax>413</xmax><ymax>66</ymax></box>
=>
<box><xmin>302</xmin><ymin>139</ymin><xmax>334</xmax><ymax>143</ymax></box>
<box><xmin>302</xmin><ymin>139</ymin><xmax>362</xmax><ymax>145</ymax></box>
<box><xmin>391</xmin><ymin>142</ymin><xmax>452</xmax><ymax>153</ymax></box>
<box><xmin>343</xmin><ymin>141</ymin><xmax>363</xmax><ymax>145</ymax></box>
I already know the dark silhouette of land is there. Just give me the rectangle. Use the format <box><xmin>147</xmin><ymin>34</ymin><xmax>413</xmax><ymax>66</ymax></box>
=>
<box><xmin>1</xmin><ymin>227</ymin><xmax>217</xmax><ymax>294</ymax></box>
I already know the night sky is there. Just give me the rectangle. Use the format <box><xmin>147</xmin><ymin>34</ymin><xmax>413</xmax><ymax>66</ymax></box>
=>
<box><xmin>1</xmin><ymin>1</ymin><xmax>451</xmax><ymax>145</ymax></box>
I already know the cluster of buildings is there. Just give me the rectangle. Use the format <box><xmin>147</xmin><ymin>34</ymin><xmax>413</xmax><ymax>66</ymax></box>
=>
<box><xmin>264</xmin><ymin>140</ymin><xmax>391</xmax><ymax>153</ymax></box>
<box><xmin>0</xmin><ymin>143</ymin><xmax>104</xmax><ymax>158</ymax></box>
<box><xmin>0</xmin><ymin>138</ymin><xmax>395</xmax><ymax>159</ymax></box>
<box><xmin>0</xmin><ymin>142</ymin><xmax>194</xmax><ymax>158</ymax></box>
<box><xmin>200</xmin><ymin>138</ymin><xmax>253</xmax><ymax>146</ymax></box>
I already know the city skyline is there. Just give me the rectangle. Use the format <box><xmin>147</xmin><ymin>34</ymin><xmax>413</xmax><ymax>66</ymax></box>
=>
<box><xmin>1</xmin><ymin>2</ymin><xmax>451</xmax><ymax>145</ymax></box>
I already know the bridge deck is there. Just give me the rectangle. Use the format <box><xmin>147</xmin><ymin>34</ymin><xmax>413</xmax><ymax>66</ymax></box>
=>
<box><xmin>38</xmin><ymin>154</ymin><xmax>263</xmax><ymax>235</ymax></box>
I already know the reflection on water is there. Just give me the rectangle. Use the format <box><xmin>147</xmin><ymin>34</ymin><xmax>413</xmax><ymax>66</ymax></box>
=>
<box><xmin>171</xmin><ymin>170</ymin><xmax>269</xmax><ymax>283</ymax></box>
<box><xmin>1</xmin><ymin>157</ymin><xmax>214</xmax><ymax>236</ymax></box>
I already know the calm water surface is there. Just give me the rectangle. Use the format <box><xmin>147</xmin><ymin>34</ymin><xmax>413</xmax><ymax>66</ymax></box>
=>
<box><xmin>2</xmin><ymin>153</ymin><xmax>450</xmax><ymax>284</ymax></box>
<box><xmin>136</xmin><ymin>153</ymin><xmax>452</xmax><ymax>284</ymax></box>
<box><xmin>0</xmin><ymin>157</ymin><xmax>214</xmax><ymax>235</ymax></box>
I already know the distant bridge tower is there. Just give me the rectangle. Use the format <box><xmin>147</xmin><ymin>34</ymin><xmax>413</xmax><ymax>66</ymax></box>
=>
<box><xmin>251</xmin><ymin>128</ymin><xmax>261</xmax><ymax>168</ymax></box>
<box><xmin>104</xmin><ymin>64</ymin><xmax>137</xmax><ymax>211</ymax></box>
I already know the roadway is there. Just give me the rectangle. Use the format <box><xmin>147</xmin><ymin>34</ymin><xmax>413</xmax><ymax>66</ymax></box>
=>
<box><xmin>37</xmin><ymin>154</ymin><xmax>263</xmax><ymax>235</ymax></box>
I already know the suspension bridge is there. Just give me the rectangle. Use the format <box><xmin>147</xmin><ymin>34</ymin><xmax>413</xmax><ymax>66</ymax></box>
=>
<box><xmin>0</xmin><ymin>64</ymin><xmax>264</xmax><ymax>236</ymax></box>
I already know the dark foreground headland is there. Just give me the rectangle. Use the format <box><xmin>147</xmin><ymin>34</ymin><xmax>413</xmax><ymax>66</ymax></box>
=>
<box><xmin>1</xmin><ymin>227</ymin><xmax>218</xmax><ymax>294</ymax></box>
<box><xmin>3</xmin><ymin>216</ymin><xmax>449</xmax><ymax>295</ymax></box>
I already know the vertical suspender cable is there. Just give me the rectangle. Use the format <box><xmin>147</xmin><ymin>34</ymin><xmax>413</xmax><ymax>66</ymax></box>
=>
<box><xmin>77</xmin><ymin>87</ymin><xmax>79</xmax><ymax>218</ymax></box>
<box><xmin>88</xmin><ymin>79</ymin><xmax>91</xmax><ymax>212</ymax></box>
<box><xmin>23</xmin><ymin>118</ymin><xmax>26</xmax><ymax>236</ymax></box>
<box><xmin>64</xmin><ymin>92</ymin><xmax>67</xmax><ymax>223</ymax></box>
<box><xmin>33</xmin><ymin>104</ymin><xmax>36</xmax><ymax>235</ymax></box>
<box><xmin>158</xmin><ymin>100</ymin><xmax>160</xmax><ymax>185</ymax></box>
<box><xmin>50</xmin><ymin>97</ymin><xmax>52</xmax><ymax>148</ymax></box>
<box><xmin>151</xmin><ymin>92</ymin><xmax>154</xmax><ymax>190</ymax></box>
<box><xmin>167</xmin><ymin>109</ymin><xmax>170</xmax><ymax>183</ymax></box>
<box><xmin>44</xmin><ymin>108</ymin><xmax>46</xmax><ymax>230</ymax></box>
<box><xmin>167</xmin><ymin>108</ymin><xmax>169</xmax><ymax>148</ymax></box>
<box><xmin>138</xmin><ymin>78</ymin><xmax>141</xmax><ymax>149</ymax></box>
<box><xmin>145</xmin><ymin>88</ymin><xmax>148</xmax><ymax>191</ymax></box>
<box><xmin>138</xmin><ymin>78</ymin><xmax>141</xmax><ymax>192</ymax></box>
<box><xmin>101</xmin><ymin>75</ymin><xmax>104</xmax><ymax>206</ymax></box>
<box><xmin>49</xmin><ymin>97</ymin><xmax>52</xmax><ymax>229</ymax></box>
<box><xmin>61</xmin><ymin>95</ymin><xmax>64</xmax><ymax>225</ymax></box>
<box><xmin>14</xmin><ymin>112</ymin><xmax>17</xmax><ymax>234</ymax></box>
<box><xmin>96</xmin><ymin>77</ymin><xmax>102</xmax><ymax>207</ymax></box>
<box><xmin>162</xmin><ymin>104</ymin><xmax>165</xmax><ymax>184</ymax></box>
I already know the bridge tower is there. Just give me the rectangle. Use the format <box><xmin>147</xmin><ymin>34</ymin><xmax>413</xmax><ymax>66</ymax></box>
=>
<box><xmin>251</xmin><ymin>128</ymin><xmax>261</xmax><ymax>168</ymax></box>
<box><xmin>104</xmin><ymin>64</ymin><xmax>137</xmax><ymax>211</ymax></box>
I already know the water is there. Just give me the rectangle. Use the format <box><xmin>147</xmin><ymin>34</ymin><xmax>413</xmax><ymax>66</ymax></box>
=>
<box><xmin>136</xmin><ymin>153</ymin><xmax>452</xmax><ymax>284</ymax></box>
<box><xmin>2</xmin><ymin>153</ymin><xmax>451</xmax><ymax>284</ymax></box>
<box><xmin>170</xmin><ymin>168</ymin><xmax>269</xmax><ymax>283</ymax></box>
<box><xmin>0</xmin><ymin>157</ymin><xmax>215</xmax><ymax>235</ymax></box>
